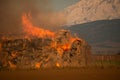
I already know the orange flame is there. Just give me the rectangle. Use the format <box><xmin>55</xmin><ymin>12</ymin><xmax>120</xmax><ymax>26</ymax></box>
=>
<box><xmin>61</xmin><ymin>38</ymin><xmax>81</xmax><ymax>51</ymax></box>
<box><xmin>35</xmin><ymin>62</ymin><xmax>41</xmax><ymax>69</ymax></box>
<box><xmin>62</xmin><ymin>43</ymin><xmax>71</xmax><ymax>51</ymax></box>
<box><xmin>56</xmin><ymin>62</ymin><xmax>60</xmax><ymax>67</ymax></box>
<box><xmin>22</xmin><ymin>13</ymin><xmax>55</xmax><ymax>38</ymax></box>
<box><xmin>8</xmin><ymin>61</ymin><xmax>16</xmax><ymax>69</ymax></box>
<box><xmin>55</xmin><ymin>38</ymin><xmax>81</xmax><ymax>57</ymax></box>
<box><xmin>21</xmin><ymin>13</ymin><xmax>82</xmax><ymax>60</ymax></box>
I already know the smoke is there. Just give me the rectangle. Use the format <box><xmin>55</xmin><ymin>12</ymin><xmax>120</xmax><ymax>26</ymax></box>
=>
<box><xmin>32</xmin><ymin>11</ymin><xmax>66</xmax><ymax>31</ymax></box>
<box><xmin>0</xmin><ymin>0</ymin><xmax>66</xmax><ymax>34</ymax></box>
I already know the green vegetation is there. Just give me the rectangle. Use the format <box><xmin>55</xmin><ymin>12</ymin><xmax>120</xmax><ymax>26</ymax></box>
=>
<box><xmin>94</xmin><ymin>61</ymin><xmax>120</xmax><ymax>68</ymax></box>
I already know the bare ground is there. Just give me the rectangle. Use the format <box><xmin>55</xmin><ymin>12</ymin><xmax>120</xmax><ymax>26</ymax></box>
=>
<box><xmin>0</xmin><ymin>68</ymin><xmax>120</xmax><ymax>80</ymax></box>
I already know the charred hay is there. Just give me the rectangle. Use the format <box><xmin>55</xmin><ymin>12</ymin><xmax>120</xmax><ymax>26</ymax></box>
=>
<box><xmin>0</xmin><ymin>30</ymin><xmax>91</xmax><ymax>70</ymax></box>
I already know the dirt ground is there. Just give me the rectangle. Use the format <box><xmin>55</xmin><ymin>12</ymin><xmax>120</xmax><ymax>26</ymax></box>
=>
<box><xmin>0</xmin><ymin>68</ymin><xmax>120</xmax><ymax>80</ymax></box>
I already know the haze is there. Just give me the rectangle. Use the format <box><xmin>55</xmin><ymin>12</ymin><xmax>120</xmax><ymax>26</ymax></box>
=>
<box><xmin>0</xmin><ymin>0</ymin><xmax>79</xmax><ymax>34</ymax></box>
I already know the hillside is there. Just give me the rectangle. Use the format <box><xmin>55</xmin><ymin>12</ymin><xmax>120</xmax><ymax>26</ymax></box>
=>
<box><xmin>63</xmin><ymin>0</ymin><xmax>120</xmax><ymax>26</ymax></box>
<box><xmin>65</xmin><ymin>19</ymin><xmax>120</xmax><ymax>54</ymax></box>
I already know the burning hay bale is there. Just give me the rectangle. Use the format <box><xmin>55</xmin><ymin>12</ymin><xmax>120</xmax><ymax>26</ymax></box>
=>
<box><xmin>0</xmin><ymin>30</ymin><xmax>91</xmax><ymax>70</ymax></box>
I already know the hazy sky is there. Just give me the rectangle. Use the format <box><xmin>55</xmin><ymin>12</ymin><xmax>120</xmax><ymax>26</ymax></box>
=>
<box><xmin>0</xmin><ymin>0</ymin><xmax>79</xmax><ymax>34</ymax></box>
<box><xmin>51</xmin><ymin>0</ymin><xmax>79</xmax><ymax>10</ymax></box>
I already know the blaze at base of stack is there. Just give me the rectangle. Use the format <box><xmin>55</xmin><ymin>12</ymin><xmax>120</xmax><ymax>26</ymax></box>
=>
<box><xmin>0</xmin><ymin>30</ymin><xmax>91</xmax><ymax>70</ymax></box>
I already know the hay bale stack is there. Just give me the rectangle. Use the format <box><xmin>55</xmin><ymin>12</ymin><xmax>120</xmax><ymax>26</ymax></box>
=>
<box><xmin>0</xmin><ymin>30</ymin><xmax>91</xmax><ymax>70</ymax></box>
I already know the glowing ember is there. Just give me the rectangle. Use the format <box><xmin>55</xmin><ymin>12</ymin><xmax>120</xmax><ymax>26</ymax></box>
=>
<box><xmin>22</xmin><ymin>13</ymin><xmax>55</xmax><ymax>38</ymax></box>
<box><xmin>61</xmin><ymin>38</ymin><xmax>80</xmax><ymax>51</ymax></box>
<box><xmin>8</xmin><ymin>61</ymin><xmax>16</xmax><ymax>69</ymax></box>
<box><xmin>35</xmin><ymin>62</ymin><xmax>41</xmax><ymax>69</ymax></box>
<box><xmin>56</xmin><ymin>63</ymin><xmax>60</xmax><ymax>67</ymax></box>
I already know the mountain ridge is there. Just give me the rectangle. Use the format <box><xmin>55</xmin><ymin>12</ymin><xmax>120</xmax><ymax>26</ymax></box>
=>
<box><xmin>65</xmin><ymin>19</ymin><xmax>120</xmax><ymax>54</ymax></box>
<box><xmin>63</xmin><ymin>0</ymin><xmax>120</xmax><ymax>26</ymax></box>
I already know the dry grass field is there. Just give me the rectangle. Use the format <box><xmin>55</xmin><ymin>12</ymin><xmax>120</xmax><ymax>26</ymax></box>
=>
<box><xmin>0</xmin><ymin>68</ymin><xmax>120</xmax><ymax>80</ymax></box>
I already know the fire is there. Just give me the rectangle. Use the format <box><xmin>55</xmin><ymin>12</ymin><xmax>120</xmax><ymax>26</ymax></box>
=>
<box><xmin>56</xmin><ymin>62</ymin><xmax>60</xmax><ymax>67</ymax></box>
<box><xmin>35</xmin><ymin>62</ymin><xmax>41</xmax><ymax>69</ymax></box>
<box><xmin>21</xmin><ymin>13</ymin><xmax>82</xmax><ymax>69</ymax></box>
<box><xmin>59</xmin><ymin>38</ymin><xmax>81</xmax><ymax>51</ymax></box>
<box><xmin>61</xmin><ymin>43</ymin><xmax>71</xmax><ymax>51</ymax></box>
<box><xmin>22</xmin><ymin>13</ymin><xmax>55</xmax><ymax>38</ymax></box>
<box><xmin>55</xmin><ymin>37</ymin><xmax>81</xmax><ymax>58</ymax></box>
<box><xmin>8</xmin><ymin>61</ymin><xmax>16</xmax><ymax>69</ymax></box>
